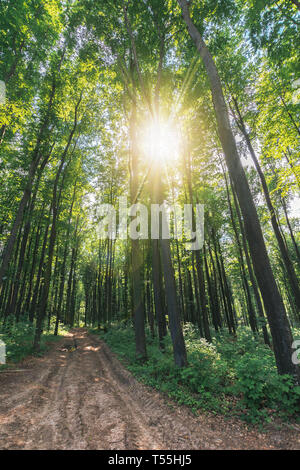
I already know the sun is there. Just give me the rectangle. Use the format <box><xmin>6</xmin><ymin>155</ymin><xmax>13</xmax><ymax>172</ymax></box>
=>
<box><xmin>140</xmin><ymin>119</ymin><xmax>181</xmax><ymax>164</ymax></box>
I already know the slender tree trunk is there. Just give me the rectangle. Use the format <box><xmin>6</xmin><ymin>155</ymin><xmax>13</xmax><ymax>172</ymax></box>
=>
<box><xmin>284</xmin><ymin>150</ymin><xmax>300</xmax><ymax>190</ymax></box>
<box><xmin>281</xmin><ymin>196</ymin><xmax>300</xmax><ymax>267</ymax></box>
<box><xmin>184</xmin><ymin>148</ymin><xmax>211</xmax><ymax>341</ymax></box>
<box><xmin>231</xmin><ymin>181</ymin><xmax>271</xmax><ymax>346</ymax></box>
<box><xmin>29</xmin><ymin>218</ymin><xmax>50</xmax><ymax>323</ymax></box>
<box><xmin>33</xmin><ymin>94</ymin><xmax>81</xmax><ymax>350</ymax></box>
<box><xmin>231</xmin><ymin>94</ymin><xmax>300</xmax><ymax>313</ymax></box>
<box><xmin>223</xmin><ymin>165</ymin><xmax>258</xmax><ymax>333</ymax></box>
<box><xmin>22</xmin><ymin>204</ymin><xmax>44</xmax><ymax>316</ymax></box>
<box><xmin>191</xmin><ymin>253</ymin><xmax>204</xmax><ymax>336</ymax></box>
<box><xmin>0</xmin><ymin>81</ymin><xmax>57</xmax><ymax>288</ymax></box>
<box><xmin>204</xmin><ymin>244</ymin><xmax>221</xmax><ymax>331</ymax></box>
<box><xmin>33</xmin><ymin>178</ymin><xmax>61</xmax><ymax>350</ymax></box>
<box><xmin>160</xmin><ymin>236</ymin><xmax>188</xmax><ymax>367</ymax></box>
<box><xmin>152</xmin><ymin>239</ymin><xmax>167</xmax><ymax>348</ymax></box>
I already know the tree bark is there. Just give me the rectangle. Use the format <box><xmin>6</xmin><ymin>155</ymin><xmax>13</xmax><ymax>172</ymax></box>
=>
<box><xmin>230</xmin><ymin>94</ymin><xmax>300</xmax><ymax>314</ymax></box>
<box><xmin>129</xmin><ymin>99</ymin><xmax>147</xmax><ymax>361</ymax></box>
<box><xmin>177</xmin><ymin>0</ymin><xmax>298</xmax><ymax>378</ymax></box>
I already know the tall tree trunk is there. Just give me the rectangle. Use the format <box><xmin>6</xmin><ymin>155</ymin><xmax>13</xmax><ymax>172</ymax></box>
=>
<box><xmin>129</xmin><ymin>99</ymin><xmax>147</xmax><ymax>361</ymax></box>
<box><xmin>177</xmin><ymin>0</ymin><xmax>298</xmax><ymax>378</ymax></box>
<box><xmin>150</xmin><ymin>153</ymin><xmax>187</xmax><ymax>366</ymax></box>
<box><xmin>160</xmin><ymin>236</ymin><xmax>188</xmax><ymax>367</ymax></box>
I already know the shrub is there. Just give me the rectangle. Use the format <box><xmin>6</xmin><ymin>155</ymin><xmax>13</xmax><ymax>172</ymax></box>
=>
<box><xmin>91</xmin><ymin>322</ymin><xmax>300</xmax><ymax>424</ymax></box>
<box><xmin>0</xmin><ymin>317</ymin><xmax>68</xmax><ymax>367</ymax></box>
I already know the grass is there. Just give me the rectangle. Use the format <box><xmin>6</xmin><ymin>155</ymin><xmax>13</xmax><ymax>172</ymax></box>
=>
<box><xmin>91</xmin><ymin>321</ymin><xmax>300</xmax><ymax>425</ymax></box>
<box><xmin>0</xmin><ymin>317</ymin><xmax>69</xmax><ymax>370</ymax></box>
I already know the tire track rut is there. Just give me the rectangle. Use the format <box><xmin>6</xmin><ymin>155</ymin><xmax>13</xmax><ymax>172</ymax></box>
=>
<box><xmin>0</xmin><ymin>328</ymin><xmax>299</xmax><ymax>450</ymax></box>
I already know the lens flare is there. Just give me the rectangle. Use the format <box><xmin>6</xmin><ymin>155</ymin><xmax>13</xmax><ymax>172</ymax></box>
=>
<box><xmin>140</xmin><ymin>120</ymin><xmax>181</xmax><ymax>163</ymax></box>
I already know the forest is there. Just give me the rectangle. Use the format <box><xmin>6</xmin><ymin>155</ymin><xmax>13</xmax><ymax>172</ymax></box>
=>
<box><xmin>0</xmin><ymin>0</ymin><xmax>300</xmax><ymax>445</ymax></box>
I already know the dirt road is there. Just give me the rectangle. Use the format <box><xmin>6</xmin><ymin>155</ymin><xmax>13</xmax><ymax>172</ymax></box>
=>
<box><xmin>0</xmin><ymin>328</ymin><xmax>299</xmax><ymax>450</ymax></box>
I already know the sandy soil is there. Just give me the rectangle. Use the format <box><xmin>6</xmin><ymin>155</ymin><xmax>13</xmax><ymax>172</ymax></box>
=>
<box><xmin>0</xmin><ymin>328</ymin><xmax>299</xmax><ymax>450</ymax></box>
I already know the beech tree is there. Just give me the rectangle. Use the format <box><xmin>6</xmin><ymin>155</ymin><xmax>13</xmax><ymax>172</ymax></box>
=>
<box><xmin>0</xmin><ymin>0</ymin><xmax>299</xmax><ymax>380</ymax></box>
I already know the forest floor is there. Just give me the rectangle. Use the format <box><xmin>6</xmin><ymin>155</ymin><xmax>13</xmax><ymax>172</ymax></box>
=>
<box><xmin>0</xmin><ymin>328</ymin><xmax>299</xmax><ymax>450</ymax></box>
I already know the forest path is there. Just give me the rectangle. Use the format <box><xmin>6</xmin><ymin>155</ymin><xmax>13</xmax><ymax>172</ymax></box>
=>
<box><xmin>0</xmin><ymin>328</ymin><xmax>299</xmax><ymax>450</ymax></box>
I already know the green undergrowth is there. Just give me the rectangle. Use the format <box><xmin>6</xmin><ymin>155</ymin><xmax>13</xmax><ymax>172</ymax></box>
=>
<box><xmin>0</xmin><ymin>317</ymin><xmax>69</xmax><ymax>370</ymax></box>
<box><xmin>91</xmin><ymin>322</ymin><xmax>300</xmax><ymax>425</ymax></box>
